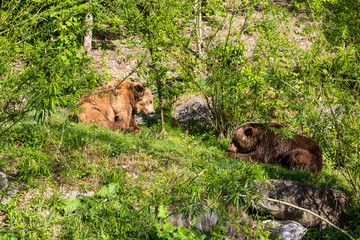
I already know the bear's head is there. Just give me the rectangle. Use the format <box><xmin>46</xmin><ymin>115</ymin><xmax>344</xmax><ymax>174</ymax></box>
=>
<box><xmin>228</xmin><ymin>122</ymin><xmax>262</xmax><ymax>153</ymax></box>
<box><xmin>133</xmin><ymin>83</ymin><xmax>155</xmax><ymax>115</ymax></box>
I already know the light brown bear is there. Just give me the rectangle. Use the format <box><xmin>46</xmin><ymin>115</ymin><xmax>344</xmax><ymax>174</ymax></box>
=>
<box><xmin>77</xmin><ymin>79</ymin><xmax>155</xmax><ymax>132</ymax></box>
<box><xmin>226</xmin><ymin>122</ymin><xmax>323</xmax><ymax>173</ymax></box>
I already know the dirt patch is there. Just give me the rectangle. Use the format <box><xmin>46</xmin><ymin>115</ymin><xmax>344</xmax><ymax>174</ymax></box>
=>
<box><xmin>18</xmin><ymin>185</ymin><xmax>94</xmax><ymax>208</ymax></box>
<box><xmin>89</xmin><ymin>35</ymin><xmax>149</xmax><ymax>82</ymax></box>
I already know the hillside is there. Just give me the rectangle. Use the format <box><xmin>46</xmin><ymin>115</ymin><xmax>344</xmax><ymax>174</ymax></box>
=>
<box><xmin>1</xmin><ymin>0</ymin><xmax>360</xmax><ymax>239</ymax></box>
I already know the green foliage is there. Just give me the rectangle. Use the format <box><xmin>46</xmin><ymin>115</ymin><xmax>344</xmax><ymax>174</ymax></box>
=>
<box><xmin>151</xmin><ymin>205</ymin><xmax>206</xmax><ymax>240</ymax></box>
<box><xmin>0</xmin><ymin>0</ymin><xmax>101</xmax><ymax>133</ymax></box>
<box><xmin>202</xmin><ymin>40</ymin><xmax>250</xmax><ymax>138</ymax></box>
<box><xmin>294</xmin><ymin>0</ymin><xmax>360</xmax><ymax>46</ymax></box>
<box><xmin>307</xmin><ymin>227</ymin><xmax>350</xmax><ymax>240</ymax></box>
<box><xmin>152</xmin><ymin>222</ymin><xmax>206</xmax><ymax>240</ymax></box>
<box><xmin>1</xmin><ymin>0</ymin><xmax>360</xmax><ymax>238</ymax></box>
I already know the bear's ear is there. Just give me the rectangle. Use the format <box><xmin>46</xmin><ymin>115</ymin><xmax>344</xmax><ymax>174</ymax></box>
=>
<box><xmin>133</xmin><ymin>83</ymin><xmax>145</xmax><ymax>101</ymax></box>
<box><xmin>133</xmin><ymin>83</ymin><xmax>145</xmax><ymax>93</ymax></box>
<box><xmin>244</xmin><ymin>128</ymin><xmax>253</xmax><ymax>137</ymax></box>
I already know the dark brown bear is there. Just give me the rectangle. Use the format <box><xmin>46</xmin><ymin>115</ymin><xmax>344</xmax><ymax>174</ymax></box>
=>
<box><xmin>226</xmin><ymin>122</ymin><xmax>323</xmax><ymax>173</ymax></box>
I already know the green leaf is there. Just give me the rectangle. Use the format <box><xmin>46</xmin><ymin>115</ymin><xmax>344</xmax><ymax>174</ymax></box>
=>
<box><xmin>97</xmin><ymin>182</ymin><xmax>120</xmax><ymax>199</ymax></box>
<box><xmin>158</xmin><ymin>205</ymin><xmax>168</xmax><ymax>219</ymax></box>
<box><xmin>173</xmin><ymin>227</ymin><xmax>190</xmax><ymax>239</ymax></box>
<box><xmin>63</xmin><ymin>196</ymin><xmax>82</xmax><ymax>213</ymax></box>
<box><xmin>0</xmin><ymin>232</ymin><xmax>18</xmax><ymax>240</ymax></box>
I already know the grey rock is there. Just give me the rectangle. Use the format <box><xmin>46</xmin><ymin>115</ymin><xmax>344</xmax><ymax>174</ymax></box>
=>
<box><xmin>0</xmin><ymin>172</ymin><xmax>9</xmax><ymax>191</ymax></box>
<box><xmin>0</xmin><ymin>172</ymin><xmax>18</xmax><ymax>204</ymax></box>
<box><xmin>263</xmin><ymin>220</ymin><xmax>306</xmax><ymax>240</ymax></box>
<box><xmin>134</xmin><ymin>113</ymin><xmax>161</xmax><ymax>125</ymax></box>
<box><xmin>173</xmin><ymin>94</ymin><xmax>211</xmax><ymax>124</ymax></box>
<box><xmin>256</xmin><ymin>179</ymin><xmax>347</xmax><ymax>229</ymax></box>
<box><xmin>167</xmin><ymin>211</ymin><xmax>219</xmax><ymax>232</ymax></box>
<box><xmin>192</xmin><ymin>212</ymin><xmax>219</xmax><ymax>232</ymax></box>
<box><xmin>168</xmin><ymin>213</ymin><xmax>190</xmax><ymax>228</ymax></box>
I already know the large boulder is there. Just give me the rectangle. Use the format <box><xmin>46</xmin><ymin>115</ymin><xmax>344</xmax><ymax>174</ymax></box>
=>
<box><xmin>172</xmin><ymin>94</ymin><xmax>211</xmax><ymax>124</ymax></box>
<box><xmin>256</xmin><ymin>179</ymin><xmax>347</xmax><ymax>229</ymax></box>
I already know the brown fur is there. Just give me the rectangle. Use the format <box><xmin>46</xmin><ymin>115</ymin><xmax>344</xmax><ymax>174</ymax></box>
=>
<box><xmin>226</xmin><ymin>122</ymin><xmax>323</xmax><ymax>173</ymax></box>
<box><xmin>77</xmin><ymin>79</ymin><xmax>155</xmax><ymax>132</ymax></box>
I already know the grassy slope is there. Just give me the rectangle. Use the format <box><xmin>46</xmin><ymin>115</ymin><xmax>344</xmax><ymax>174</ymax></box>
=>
<box><xmin>0</xmin><ymin>108</ymin><xmax>351</xmax><ymax>239</ymax></box>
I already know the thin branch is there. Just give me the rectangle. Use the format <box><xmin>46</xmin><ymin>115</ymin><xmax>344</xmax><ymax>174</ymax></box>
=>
<box><xmin>43</xmin><ymin>122</ymin><xmax>72</xmax><ymax>173</ymax></box>
<box><xmin>332</xmin><ymin>78</ymin><xmax>360</xmax><ymax>82</ymax></box>
<box><xmin>263</xmin><ymin>196</ymin><xmax>354</xmax><ymax>240</ymax></box>
<box><xmin>204</xmin><ymin>12</ymin><xmax>230</xmax><ymax>50</ymax></box>
<box><xmin>127</xmin><ymin>3</ymin><xmax>150</xmax><ymax>27</ymax></box>
<box><xmin>59</xmin><ymin>124</ymin><xmax>65</xmax><ymax>151</ymax></box>
<box><xmin>92</xmin><ymin>214</ymin><xmax>110</xmax><ymax>224</ymax></box>
<box><xmin>194</xmin><ymin>169</ymin><xmax>206</xmax><ymax>178</ymax></box>
<box><xmin>174</xmin><ymin>54</ymin><xmax>220</xmax><ymax>133</ymax></box>
<box><xmin>0</xmin><ymin>111</ymin><xmax>28</xmax><ymax>136</ymax></box>
<box><xmin>279</xmin><ymin>79</ymin><xmax>305</xmax><ymax>96</ymax></box>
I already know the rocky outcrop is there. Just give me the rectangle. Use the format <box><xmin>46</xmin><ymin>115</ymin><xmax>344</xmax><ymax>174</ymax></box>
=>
<box><xmin>256</xmin><ymin>179</ymin><xmax>347</xmax><ymax>229</ymax></box>
<box><xmin>165</xmin><ymin>178</ymin><xmax>348</xmax><ymax>239</ymax></box>
<box><xmin>167</xmin><ymin>209</ymin><xmax>306</xmax><ymax>239</ymax></box>
<box><xmin>167</xmin><ymin>179</ymin><xmax>347</xmax><ymax>238</ymax></box>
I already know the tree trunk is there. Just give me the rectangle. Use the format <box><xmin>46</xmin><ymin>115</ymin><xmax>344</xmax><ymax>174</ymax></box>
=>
<box><xmin>195</xmin><ymin>0</ymin><xmax>203</xmax><ymax>56</ymax></box>
<box><xmin>147</xmin><ymin>5</ymin><xmax>166</xmax><ymax>134</ymax></box>
<box><xmin>157</xmin><ymin>81</ymin><xmax>165</xmax><ymax>133</ymax></box>
<box><xmin>83</xmin><ymin>0</ymin><xmax>93</xmax><ymax>53</ymax></box>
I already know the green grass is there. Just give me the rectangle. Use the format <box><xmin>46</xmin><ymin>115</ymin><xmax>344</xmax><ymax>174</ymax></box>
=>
<box><xmin>0</xmin><ymin>109</ymin><xmax>354</xmax><ymax>239</ymax></box>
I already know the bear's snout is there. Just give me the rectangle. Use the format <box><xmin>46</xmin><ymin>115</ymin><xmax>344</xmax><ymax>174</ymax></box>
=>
<box><xmin>146</xmin><ymin>105</ymin><xmax>155</xmax><ymax>115</ymax></box>
<box><xmin>227</xmin><ymin>143</ymin><xmax>237</xmax><ymax>153</ymax></box>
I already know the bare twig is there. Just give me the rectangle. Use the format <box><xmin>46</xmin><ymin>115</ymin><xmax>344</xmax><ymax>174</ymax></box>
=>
<box><xmin>0</xmin><ymin>111</ymin><xmax>28</xmax><ymax>136</ymax></box>
<box><xmin>59</xmin><ymin>125</ymin><xmax>65</xmax><ymax>151</ymax></box>
<box><xmin>43</xmin><ymin>122</ymin><xmax>72</xmax><ymax>172</ymax></box>
<box><xmin>92</xmin><ymin>214</ymin><xmax>110</xmax><ymax>224</ymax></box>
<box><xmin>127</xmin><ymin>3</ymin><xmax>150</xmax><ymax>27</ymax></box>
<box><xmin>194</xmin><ymin>169</ymin><xmax>206</xmax><ymax>178</ymax></box>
